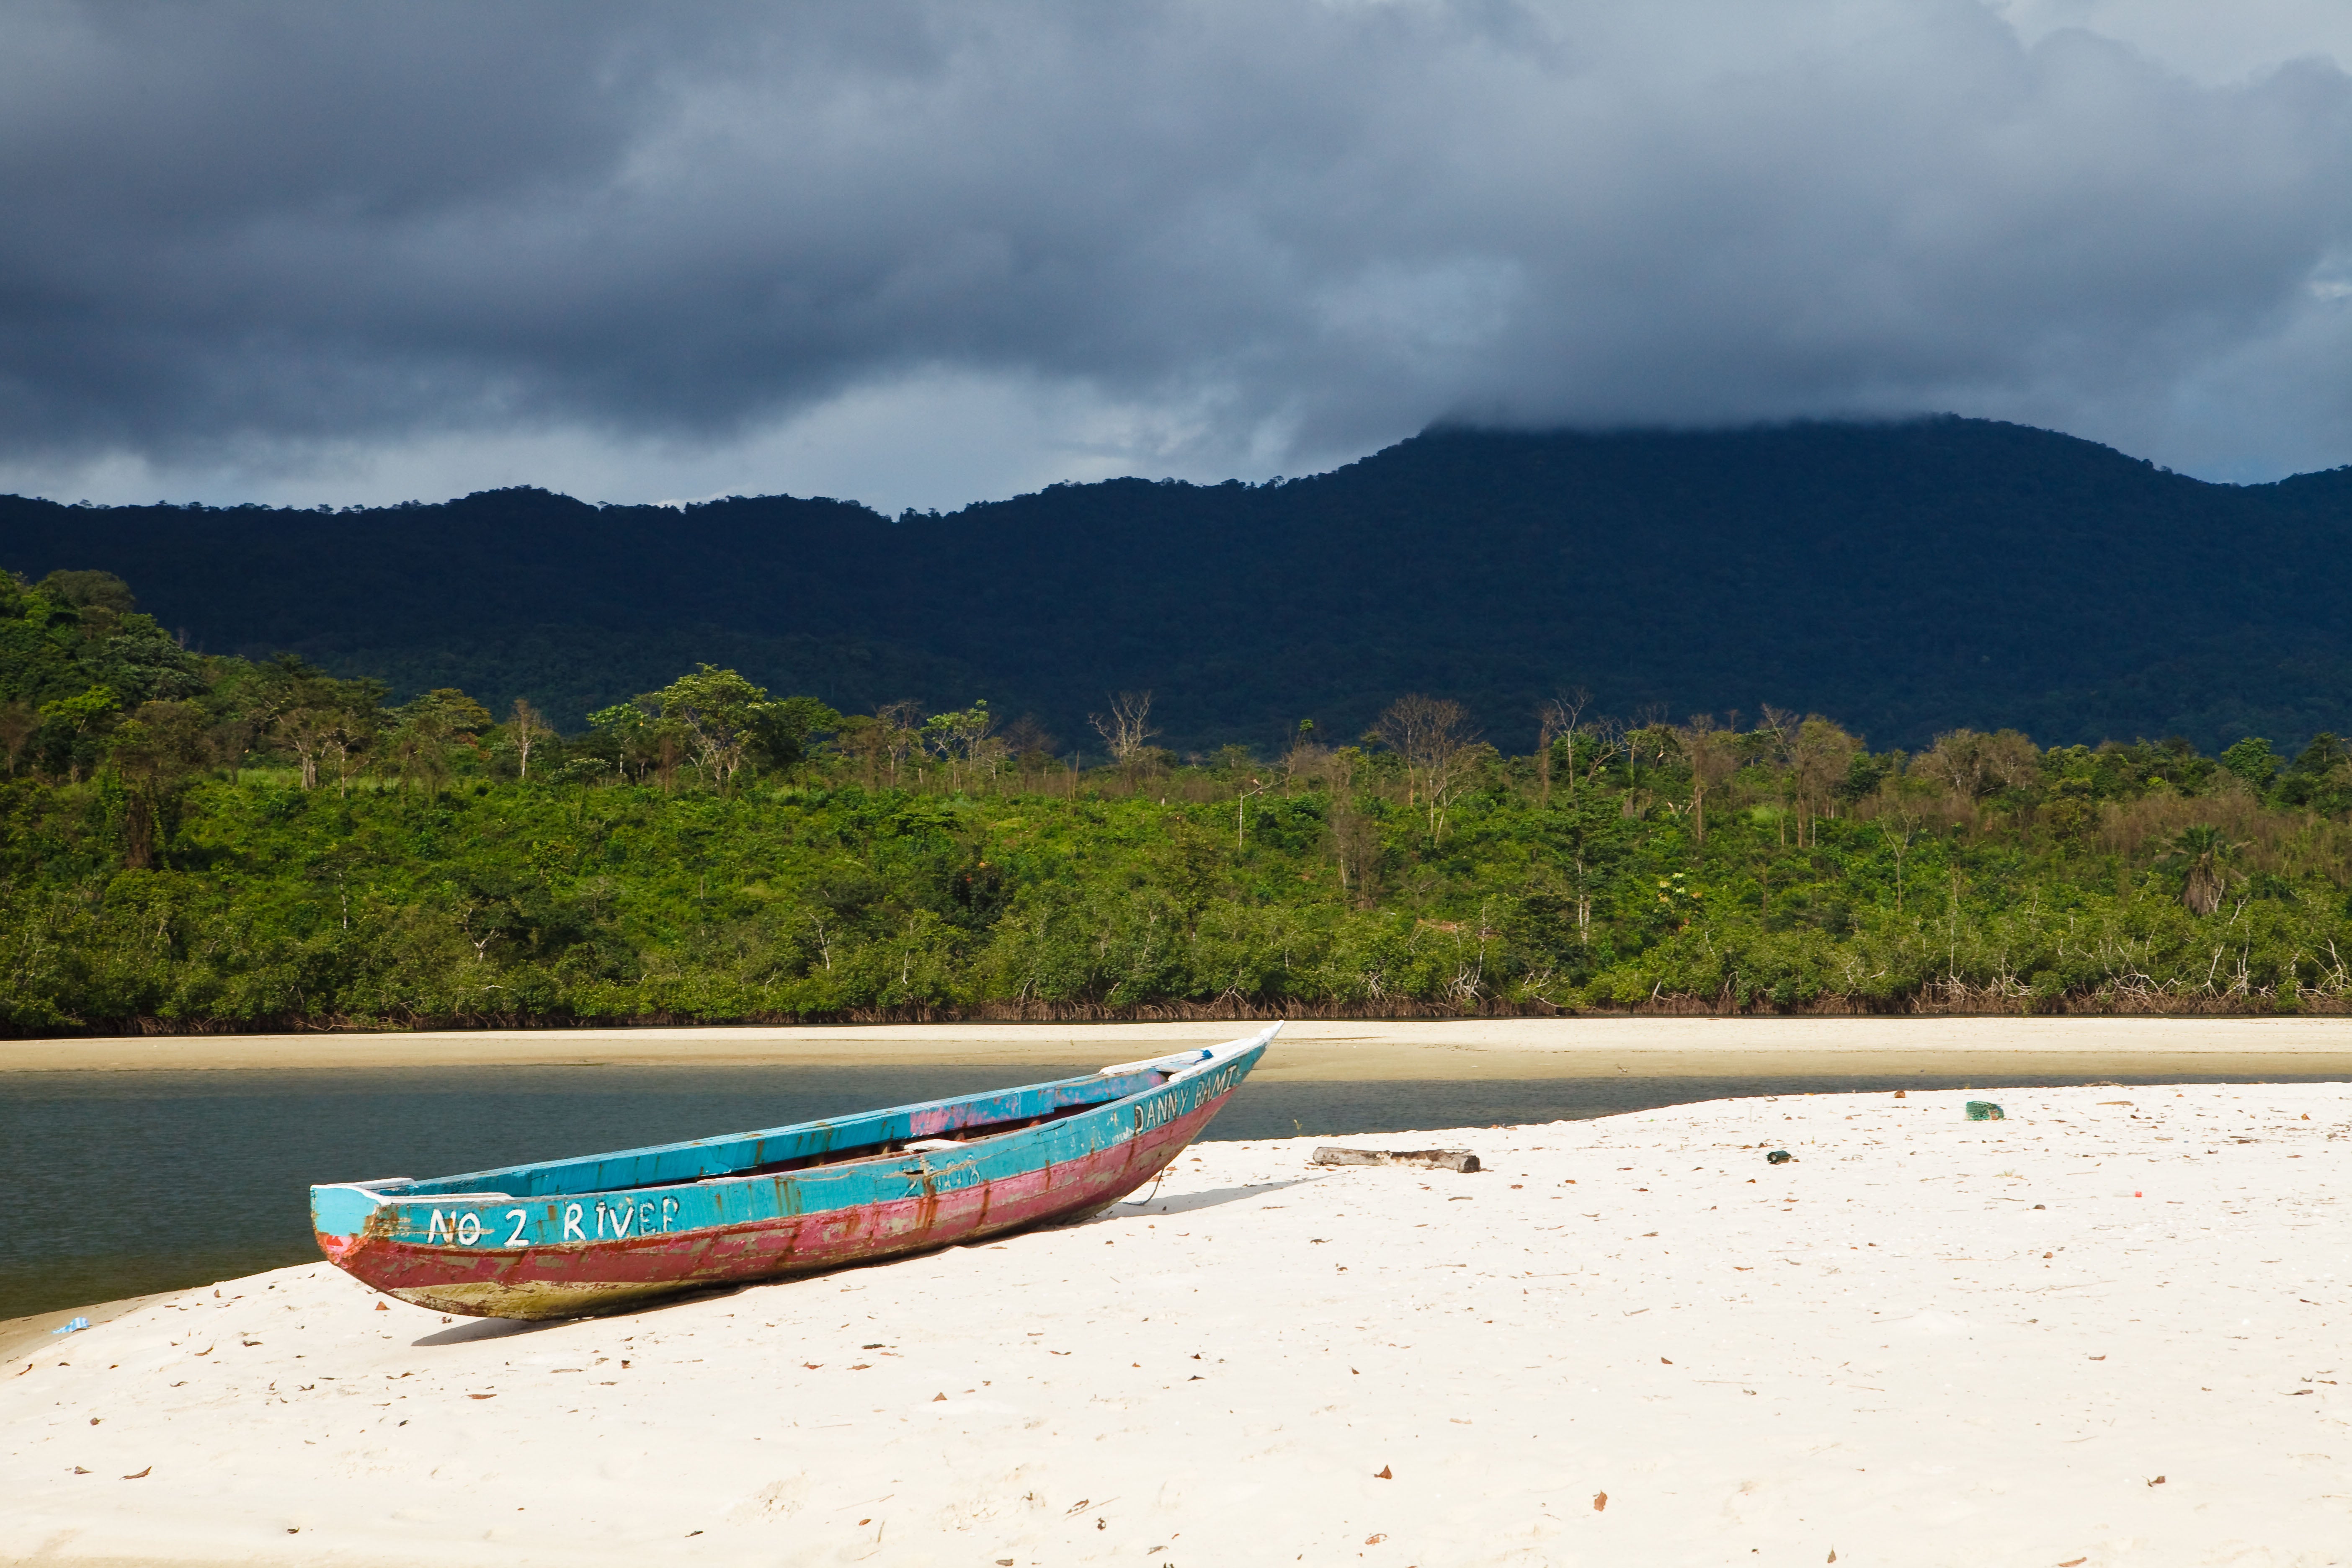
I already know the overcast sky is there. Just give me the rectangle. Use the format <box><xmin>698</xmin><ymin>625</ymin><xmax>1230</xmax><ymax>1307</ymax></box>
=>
<box><xmin>4</xmin><ymin>0</ymin><xmax>2351</xmax><ymax>513</ymax></box>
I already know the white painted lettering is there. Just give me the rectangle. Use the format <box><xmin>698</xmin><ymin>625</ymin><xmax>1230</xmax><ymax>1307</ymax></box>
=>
<box><xmin>455</xmin><ymin>1212</ymin><xmax>483</xmax><ymax>1246</ymax></box>
<box><xmin>660</xmin><ymin>1197</ymin><xmax>680</xmax><ymax>1233</ymax></box>
<box><xmin>504</xmin><ymin>1208</ymin><xmax>529</xmax><ymax>1248</ymax></box>
<box><xmin>426</xmin><ymin>1209</ymin><xmax>453</xmax><ymax>1244</ymax></box>
<box><xmin>563</xmin><ymin>1204</ymin><xmax>585</xmax><ymax>1241</ymax></box>
<box><xmin>610</xmin><ymin>1202</ymin><xmax>634</xmax><ymax>1238</ymax></box>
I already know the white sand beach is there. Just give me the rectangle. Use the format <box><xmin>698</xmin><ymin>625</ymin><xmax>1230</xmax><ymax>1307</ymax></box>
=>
<box><xmin>7</xmin><ymin>1078</ymin><xmax>2351</xmax><ymax>1566</ymax></box>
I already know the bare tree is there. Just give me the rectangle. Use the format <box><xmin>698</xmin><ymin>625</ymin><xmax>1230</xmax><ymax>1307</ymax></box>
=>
<box><xmin>1373</xmin><ymin>694</ymin><xmax>1447</xmax><ymax>809</ymax></box>
<box><xmin>1089</xmin><ymin>691</ymin><xmax>1162</xmax><ymax>793</ymax></box>
<box><xmin>508</xmin><ymin>698</ymin><xmax>550</xmax><ymax>780</ymax></box>
<box><xmin>1536</xmin><ymin>688</ymin><xmax>1589</xmax><ymax>807</ymax></box>
<box><xmin>1088</xmin><ymin>690</ymin><xmax>1159</xmax><ymax>767</ymax></box>
<box><xmin>1373</xmin><ymin>694</ymin><xmax>1484</xmax><ymax>841</ymax></box>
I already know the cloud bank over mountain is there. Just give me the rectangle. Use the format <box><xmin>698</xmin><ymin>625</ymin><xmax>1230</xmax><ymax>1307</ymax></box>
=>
<box><xmin>4</xmin><ymin>0</ymin><xmax>2351</xmax><ymax>510</ymax></box>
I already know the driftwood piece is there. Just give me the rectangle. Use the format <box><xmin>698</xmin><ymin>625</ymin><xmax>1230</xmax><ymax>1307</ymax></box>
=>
<box><xmin>1311</xmin><ymin>1147</ymin><xmax>1480</xmax><ymax>1173</ymax></box>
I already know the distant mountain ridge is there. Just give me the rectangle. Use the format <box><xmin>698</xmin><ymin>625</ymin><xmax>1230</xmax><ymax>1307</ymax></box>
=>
<box><xmin>3</xmin><ymin>415</ymin><xmax>2348</xmax><ymax>753</ymax></box>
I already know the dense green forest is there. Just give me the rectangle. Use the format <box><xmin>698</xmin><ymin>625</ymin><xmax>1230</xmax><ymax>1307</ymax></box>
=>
<box><xmin>6</xmin><ymin>416</ymin><xmax>2352</xmax><ymax>756</ymax></box>
<box><xmin>5</xmin><ymin>565</ymin><xmax>2351</xmax><ymax>1034</ymax></box>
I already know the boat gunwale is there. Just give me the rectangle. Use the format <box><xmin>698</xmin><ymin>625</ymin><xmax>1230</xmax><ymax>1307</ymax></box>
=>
<box><xmin>320</xmin><ymin>1065</ymin><xmax>1166</xmax><ymax>1204</ymax></box>
<box><xmin>312</xmin><ymin>1029</ymin><xmax>1275</xmax><ymax>1213</ymax></box>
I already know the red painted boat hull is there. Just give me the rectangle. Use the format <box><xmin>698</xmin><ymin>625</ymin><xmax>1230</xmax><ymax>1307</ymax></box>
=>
<box><xmin>320</xmin><ymin>1081</ymin><xmax>1235</xmax><ymax>1319</ymax></box>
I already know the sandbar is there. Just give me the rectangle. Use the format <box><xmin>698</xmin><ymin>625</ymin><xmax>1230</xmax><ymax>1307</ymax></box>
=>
<box><xmin>5</xmin><ymin>1079</ymin><xmax>2349</xmax><ymax>1565</ymax></box>
<box><xmin>6</xmin><ymin>1015</ymin><xmax>2352</xmax><ymax>1083</ymax></box>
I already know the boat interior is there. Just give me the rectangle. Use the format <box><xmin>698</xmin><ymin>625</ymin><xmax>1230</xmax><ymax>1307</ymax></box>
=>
<box><xmin>376</xmin><ymin>1065</ymin><xmax>1169</xmax><ymax>1202</ymax></box>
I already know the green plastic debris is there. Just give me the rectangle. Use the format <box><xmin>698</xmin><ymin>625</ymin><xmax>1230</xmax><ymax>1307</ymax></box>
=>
<box><xmin>1965</xmin><ymin>1100</ymin><xmax>2006</xmax><ymax>1121</ymax></box>
<box><xmin>1766</xmin><ymin>1149</ymin><xmax>1796</xmax><ymax>1164</ymax></box>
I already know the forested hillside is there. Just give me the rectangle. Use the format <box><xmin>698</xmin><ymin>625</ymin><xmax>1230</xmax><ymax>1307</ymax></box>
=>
<box><xmin>4</xmin><ymin>417</ymin><xmax>2350</xmax><ymax>755</ymax></box>
<box><xmin>5</xmin><ymin>565</ymin><xmax>2349</xmax><ymax>1033</ymax></box>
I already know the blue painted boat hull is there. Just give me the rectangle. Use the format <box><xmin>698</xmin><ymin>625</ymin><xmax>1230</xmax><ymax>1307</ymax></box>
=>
<box><xmin>309</xmin><ymin>1028</ymin><xmax>1274</xmax><ymax>1318</ymax></box>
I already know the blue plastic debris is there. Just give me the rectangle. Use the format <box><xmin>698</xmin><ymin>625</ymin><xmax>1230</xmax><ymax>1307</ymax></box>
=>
<box><xmin>50</xmin><ymin>1316</ymin><xmax>90</xmax><ymax>1337</ymax></box>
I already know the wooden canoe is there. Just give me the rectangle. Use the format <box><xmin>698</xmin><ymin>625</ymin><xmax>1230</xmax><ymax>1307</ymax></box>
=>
<box><xmin>309</xmin><ymin>1024</ymin><xmax>1277</xmax><ymax>1319</ymax></box>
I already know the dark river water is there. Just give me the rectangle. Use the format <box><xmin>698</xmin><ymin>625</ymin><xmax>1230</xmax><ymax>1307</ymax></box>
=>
<box><xmin>5</xmin><ymin>1063</ymin><xmax>2344</xmax><ymax>1322</ymax></box>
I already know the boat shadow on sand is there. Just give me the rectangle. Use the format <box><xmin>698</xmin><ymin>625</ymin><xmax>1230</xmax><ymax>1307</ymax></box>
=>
<box><xmin>406</xmin><ymin>1177</ymin><xmax>1310</xmax><ymax>1346</ymax></box>
<box><xmin>1109</xmin><ymin>1176</ymin><xmax>1310</xmax><ymax>1218</ymax></box>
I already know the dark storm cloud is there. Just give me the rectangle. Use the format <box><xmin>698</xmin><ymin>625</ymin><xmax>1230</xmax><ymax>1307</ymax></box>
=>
<box><xmin>4</xmin><ymin>0</ymin><xmax>2351</xmax><ymax>483</ymax></box>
